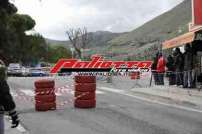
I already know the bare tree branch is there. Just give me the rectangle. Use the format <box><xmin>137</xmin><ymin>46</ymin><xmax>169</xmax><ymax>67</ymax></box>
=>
<box><xmin>78</xmin><ymin>27</ymin><xmax>89</xmax><ymax>49</ymax></box>
<box><xmin>66</xmin><ymin>27</ymin><xmax>91</xmax><ymax>59</ymax></box>
<box><xmin>66</xmin><ymin>28</ymin><xmax>81</xmax><ymax>58</ymax></box>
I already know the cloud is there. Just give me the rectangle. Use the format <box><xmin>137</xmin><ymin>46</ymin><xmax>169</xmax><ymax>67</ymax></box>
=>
<box><xmin>12</xmin><ymin>0</ymin><xmax>184</xmax><ymax>40</ymax></box>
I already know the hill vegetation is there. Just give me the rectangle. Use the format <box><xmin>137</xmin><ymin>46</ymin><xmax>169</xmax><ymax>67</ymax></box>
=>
<box><xmin>0</xmin><ymin>0</ymin><xmax>71</xmax><ymax>65</ymax></box>
<box><xmin>45</xmin><ymin>0</ymin><xmax>192</xmax><ymax>61</ymax></box>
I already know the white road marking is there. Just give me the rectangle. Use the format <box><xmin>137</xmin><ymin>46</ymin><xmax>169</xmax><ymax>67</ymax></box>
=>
<box><xmin>70</xmin><ymin>90</ymin><xmax>74</xmax><ymax>95</ymax></box>
<box><xmin>20</xmin><ymin>89</ymin><xmax>35</xmax><ymax>97</ymax></box>
<box><xmin>10</xmin><ymin>91</ymin><xmax>18</xmax><ymax>97</ymax></box>
<box><xmin>96</xmin><ymin>90</ymin><xmax>105</xmax><ymax>94</ymax></box>
<box><xmin>67</xmin><ymin>90</ymin><xmax>104</xmax><ymax>95</ymax></box>
<box><xmin>98</xmin><ymin>86</ymin><xmax>202</xmax><ymax>114</ymax></box>
<box><xmin>55</xmin><ymin>92</ymin><xmax>63</xmax><ymax>96</ymax></box>
<box><xmin>98</xmin><ymin>87</ymin><xmax>124</xmax><ymax>93</ymax></box>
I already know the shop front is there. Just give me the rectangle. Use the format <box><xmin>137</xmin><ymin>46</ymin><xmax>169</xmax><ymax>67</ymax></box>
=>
<box><xmin>162</xmin><ymin>28</ymin><xmax>202</xmax><ymax>87</ymax></box>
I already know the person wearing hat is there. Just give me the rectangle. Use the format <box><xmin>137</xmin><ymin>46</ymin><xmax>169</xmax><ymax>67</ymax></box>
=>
<box><xmin>0</xmin><ymin>59</ymin><xmax>20</xmax><ymax>134</ymax></box>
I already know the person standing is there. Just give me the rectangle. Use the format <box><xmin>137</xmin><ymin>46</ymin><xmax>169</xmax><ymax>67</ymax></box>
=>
<box><xmin>166</xmin><ymin>55</ymin><xmax>176</xmax><ymax>85</ymax></box>
<box><xmin>173</xmin><ymin>48</ymin><xmax>184</xmax><ymax>86</ymax></box>
<box><xmin>151</xmin><ymin>52</ymin><xmax>159</xmax><ymax>85</ymax></box>
<box><xmin>0</xmin><ymin>59</ymin><xmax>19</xmax><ymax>134</ymax></box>
<box><xmin>156</xmin><ymin>53</ymin><xmax>166</xmax><ymax>85</ymax></box>
<box><xmin>183</xmin><ymin>44</ymin><xmax>193</xmax><ymax>88</ymax></box>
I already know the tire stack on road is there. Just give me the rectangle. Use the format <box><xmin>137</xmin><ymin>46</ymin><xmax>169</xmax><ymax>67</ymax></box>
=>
<box><xmin>34</xmin><ymin>79</ymin><xmax>56</xmax><ymax>111</ymax></box>
<box><xmin>74</xmin><ymin>76</ymin><xmax>96</xmax><ymax>108</ymax></box>
<box><xmin>130</xmin><ymin>71</ymin><xmax>140</xmax><ymax>80</ymax></box>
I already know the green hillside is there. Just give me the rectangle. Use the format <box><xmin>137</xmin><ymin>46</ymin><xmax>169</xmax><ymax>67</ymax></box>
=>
<box><xmin>106</xmin><ymin>0</ymin><xmax>191</xmax><ymax>60</ymax></box>
<box><xmin>46</xmin><ymin>0</ymin><xmax>192</xmax><ymax>60</ymax></box>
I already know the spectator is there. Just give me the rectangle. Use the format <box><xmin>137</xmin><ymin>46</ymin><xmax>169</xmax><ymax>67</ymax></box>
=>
<box><xmin>173</xmin><ymin>47</ymin><xmax>184</xmax><ymax>86</ymax></box>
<box><xmin>157</xmin><ymin>52</ymin><xmax>166</xmax><ymax>85</ymax></box>
<box><xmin>151</xmin><ymin>52</ymin><xmax>159</xmax><ymax>85</ymax></box>
<box><xmin>166</xmin><ymin>55</ymin><xmax>176</xmax><ymax>85</ymax></box>
<box><xmin>0</xmin><ymin>59</ymin><xmax>20</xmax><ymax>134</ymax></box>
<box><xmin>183</xmin><ymin>44</ymin><xmax>193</xmax><ymax>88</ymax></box>
<box><xmin>191</xmin><ymin>45</ymin><xmax>199</xmax><ymax>88</ymax></box>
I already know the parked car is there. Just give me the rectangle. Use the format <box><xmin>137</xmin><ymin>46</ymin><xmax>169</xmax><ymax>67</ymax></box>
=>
<box><xmin>7</xmin><ymin>63</ymin><xmax>30</xmax><ymax>77</ymax></box>
<box><xmin>7</xmin><ymin>63</ymin><xmax>22</xmax><ymax>76</ymax></box>
<box><xmin>21</xmin><ymin>67</ymin><xmax>30</xmax><ymax>76</ymax></box>
<box><xmin>29</xmin><ymin>68</ymin><xmax>49</xmax><ymax>77</ymax></box>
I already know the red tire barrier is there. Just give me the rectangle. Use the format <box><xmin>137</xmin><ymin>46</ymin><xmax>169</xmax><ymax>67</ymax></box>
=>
<box><xmin>74</xmin><ymin>76</ymin><xmax>96</xmax><ymax>109</ymax></box>
<box><xmin>35</xmin><ymin>79</ymin><xmax>55</xmax><ymax>88</ymax></box>
<box><xmin>75</xmin><ymin>91</ymin><xmax>96</xmax><ymax>100</ymax></box>
<box><xmin>35</xmin><ymin>102</ymin><xmax>56</xmax><ymax>111</ymax></box>
<box><xmin>74</xmin><ymin>99</ymin><xmax>96</xmax><ymax>108</ymax></box>
<box><xmin>35</xmin><ymin>88</ymin><xmax>55</xmax><ymax>95</ymax></box>
<box><xmin>130</xmin><ymin>72</ymin><xmax>140</xmax><ymax>80</ymax></box>
<box><xmin>35</xmin><ymin>95</ymin><xmax>56</xmax><ymax>103</ymax></box>
<box><xmin>75</xmin><ymin>83</ymin><xmax>96</xmax><ymax>92</ymax></box>
<box><xmin>75</xmin><ymin>76</ymin><xmax>96</xmax><ymax>83</ymax></box>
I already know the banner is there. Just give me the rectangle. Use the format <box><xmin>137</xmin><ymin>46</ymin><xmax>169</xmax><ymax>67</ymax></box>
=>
<box><xmin>193</xmin><ymin>0</ymin><xmax>202</xmax><ymax>25</ymax></box>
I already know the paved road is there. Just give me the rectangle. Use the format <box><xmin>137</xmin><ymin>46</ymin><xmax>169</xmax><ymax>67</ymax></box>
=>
<box><xmin>7</xmin><ymin>77</ymin><xmax>202</xmax><ymax>134</ymax></box>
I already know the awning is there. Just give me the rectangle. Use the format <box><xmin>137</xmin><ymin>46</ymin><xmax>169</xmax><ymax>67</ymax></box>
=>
<box><xmin>162</xmin><ymin>28</ymin><xmax>202</xmax><ymax>50</ymax></box>
<box><xmin>162</xmin><ymin>32</ymin><xmax>195</xmax><ymax>50</ymax></box>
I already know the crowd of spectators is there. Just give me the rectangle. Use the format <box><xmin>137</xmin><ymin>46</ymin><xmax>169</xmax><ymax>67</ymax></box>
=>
<box><xmin>151</xmin><ymin>43</ymin><xmax>198</xmax><ymax>88</ymax></box>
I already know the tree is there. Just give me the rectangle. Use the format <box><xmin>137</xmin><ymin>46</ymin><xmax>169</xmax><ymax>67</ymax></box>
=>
<box><xmin>0</xmin><ymin>1</ymin><xmax>70</xmax><ymax>65</ymax></box>
<box><xmin>78</xmin><ymin>27</ymin><xmax>89</xmax><ymax>49</ymax></box>
<box><xmin>66</xmin><ymin>27</ymin><xmax>90</xmax><ymax>59</ymax></box>
<box><xmin>47</xmin><ymin>46</ymin><xmax>71</xmax><ymax>63</ymax></box>
<box><xmin>0</xmin><ymin>0</ymin><xmax>18</xmax><ymax>64</ymax></box>
<box><xmin>8</xmin><ymin>14</ymin><xmax>36</xmax><ymax>63</ymax></box>
<box><xmin>0</xmin><ymin>0</ymin><xmax>49</xmax><ymax>65</ymax></box>
<box><xmin>66</xmin><ymin>28</ymin><xmax>80</xmax><ymax>58</ymax></box>
<box><xmin>9</xmin><ymin>14</ymin><xmax>36</xmax><ymax>32</ymax></box>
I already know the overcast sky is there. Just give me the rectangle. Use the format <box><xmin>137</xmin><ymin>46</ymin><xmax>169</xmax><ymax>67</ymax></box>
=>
<box><xmin>12</xmin><ymin>0</ymin><xmax>184</xmax><ymax>40</ymax></box>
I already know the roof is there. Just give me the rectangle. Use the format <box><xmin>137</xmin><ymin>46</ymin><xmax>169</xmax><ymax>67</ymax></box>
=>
<box><xmin>162</xmin><ymin>32</ymin><xmax>195</xmax><ymax>50</ymax></box>
<box><xmin>162</xmin><ymin>27</ymin><xmax>202</xmax><ymax>50</ymax></box>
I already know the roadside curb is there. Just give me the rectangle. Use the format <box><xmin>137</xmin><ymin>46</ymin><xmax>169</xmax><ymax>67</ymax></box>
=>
<box><xmin>130</xmin><ymin>86</ymin><xmax>202</xmax><ymax>109</ymax></box>
<box><xmin>128</xmin><ymin>90</ymin><xmax>200</xmax><ymax>110</ymax></box>
<box><xmin>98</xmin><ymin>86</ymin><xmax>202</xmax><ymax>114</ymax></box>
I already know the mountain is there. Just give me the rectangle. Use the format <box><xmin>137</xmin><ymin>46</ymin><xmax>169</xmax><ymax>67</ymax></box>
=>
<box><xmin>46</xmin><ymin>31</ymin><xmax>120</xmax><ymax>53</ymax></box>
<box><xmin>45</xmin><ymin>38</ymin><xmax>69</xmax><ymax>48</ymax></box>
<box><xmin>46</xmin><ymin>0</ymin><xmax>192</xmax><ymax>60</ymax></box>
<box><xmin>106</xmin><ymin>0</ymin><xmax>191</xmax><ymax>59</ymax></box>
<box><xmin>87</xmin><ymin>31</ymin><xmax>121</xmax><ymax>47</ymax></box>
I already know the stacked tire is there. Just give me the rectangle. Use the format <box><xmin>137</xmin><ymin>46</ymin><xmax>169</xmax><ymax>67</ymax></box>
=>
<box><xmin>34</xmin><ymin>79</ymin><xmax>56</xmax><ymax>111</ymax></box>
<box><xmin>74</xmin><ymin>76</ymin><xmax>96</xmax><ymax>108</ymax></box>
<box><xmin>130</xmin><ymin>71</ymin><xmax>140</xmax><ymax>80</ymax></box>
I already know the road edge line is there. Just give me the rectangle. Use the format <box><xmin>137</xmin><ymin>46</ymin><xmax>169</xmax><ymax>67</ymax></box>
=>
<box><xmin>98</xmin><ymin>86</ymin><xmax>202</xmax><ymax>114</ymax></box>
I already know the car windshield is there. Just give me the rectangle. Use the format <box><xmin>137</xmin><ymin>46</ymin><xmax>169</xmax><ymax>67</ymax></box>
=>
<box><xmin>9</xmin><ymin>64</ymin><xmax>21</xmax><ymax>68</ymax></box>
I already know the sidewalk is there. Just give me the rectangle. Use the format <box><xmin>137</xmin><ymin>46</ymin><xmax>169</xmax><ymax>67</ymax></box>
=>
<box><xmin>4</xmin><ymin>119</ymin><xmax>21</xmax><ymax>134</ymax></box>
<box><xmin>97</xmin><ymin>77</ymin><xmax>202</xmax><ymax>111</ymax></box>
<box><xmin>4</xmin><ymin>117</ymin><xmax>24</xmax><ymax>134</ymax></box>
<box><xmin>130</xmin><ymin>85</ymin><xmax>202</xmax><ymax>110</ymax></box>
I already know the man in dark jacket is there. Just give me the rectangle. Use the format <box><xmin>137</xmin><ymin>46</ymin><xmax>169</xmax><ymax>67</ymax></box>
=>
<box><xmin>183</xmin><ymin>44</ymin><xmax>193</xmax><ymax>88</ymax></box>
<box><xmin>0</xmin><ymin>59</ymin><xmax>19</xmax><ymax>134</ymax></box>
<box><xmin>166</xmin><ymin>55</ymin><xmax>176</xmax><ymax>85</ymax></box>
<box><xmin>174</xmin><ymin>48</ymin><xmax>184</xmax><ymax>86</ymax></box>
<box><xmin>151</xmin><ymin>52</ymin><xmax>159</xmax><ymax>85</ymax></box>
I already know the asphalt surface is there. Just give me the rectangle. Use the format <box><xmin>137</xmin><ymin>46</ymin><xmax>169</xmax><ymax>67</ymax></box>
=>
<box><xmin>7</xmin><ymin>76</ymin><xmax>202</xmax><ymax>134</ymax></box>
